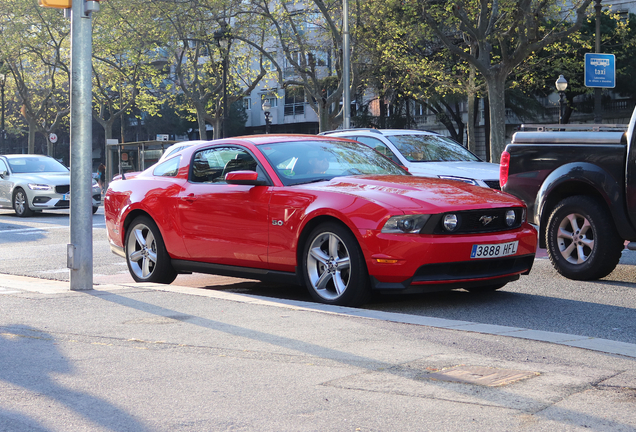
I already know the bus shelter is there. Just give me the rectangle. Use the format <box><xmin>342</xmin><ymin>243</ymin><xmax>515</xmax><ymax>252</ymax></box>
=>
<box><xmin>105</xmin><ymin>140</ymin><xmax>177</xmax><ymax>190</ymax></box>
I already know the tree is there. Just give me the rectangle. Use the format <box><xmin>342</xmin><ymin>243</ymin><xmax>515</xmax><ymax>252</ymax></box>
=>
<box><xmin>137</xmin><ymin>0</ymin><xmax>271</xmax><ymax>140</ymax></box>
<box><xmin>92</xmin><ymin>0</ymin><xmax>165</xmax><ymax>148</ymax></box>
<box><xmin>0</xmin><ymin>0</ymin><xmax>71</xmax><ymax>155</ymax></box>
<box><xmin>358</xmin><ymin>0</ymin><xmax>487</xmax><ymax>151</ymax></box>
<box><xmin>514</xmin><ymin>9</ymin><xmax>636</xmax><ymax>123</ymax></box>
<box><xmin>248</xmin><ymin>0</ymin><xmax>357</xmax><ymax>132</ymax></box>
<box><xmin>410</xmin><ymin>0</ymin><xmax>593</xmax><ymax>161</ymax></box>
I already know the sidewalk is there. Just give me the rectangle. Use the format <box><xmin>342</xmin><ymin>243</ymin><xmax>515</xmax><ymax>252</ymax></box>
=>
<box><xmin>1</xmin><ymin>274</ymin><xmax>635</xmax><ymax>431</ymax></box>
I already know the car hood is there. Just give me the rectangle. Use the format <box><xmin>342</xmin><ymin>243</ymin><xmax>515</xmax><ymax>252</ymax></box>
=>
<box><xmin>405</xmin><ymin>161</ymin><xmax>500</xmax><ymax>181</ymax></box>
<box><xmin>300</xmin><ymin>175</ymin><xmax>521</xmax><ymax>213</ymax></box>
<box><xmin>10</xmin><ymin>172</ymin><xmax>70</xmax><ymax>185</ymax></box>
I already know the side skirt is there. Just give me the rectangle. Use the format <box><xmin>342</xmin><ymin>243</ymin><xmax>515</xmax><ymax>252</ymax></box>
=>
<box><xmin>171</xmin><ymin>259</ymin><xmax>302</xmax><ymax>286</ymax></box>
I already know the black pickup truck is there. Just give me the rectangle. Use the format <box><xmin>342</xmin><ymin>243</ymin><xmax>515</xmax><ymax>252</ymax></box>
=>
<box><xmin>500</xmin><ymin>114</ymin><xmax>636</xmax><ymax>280</ymax></box>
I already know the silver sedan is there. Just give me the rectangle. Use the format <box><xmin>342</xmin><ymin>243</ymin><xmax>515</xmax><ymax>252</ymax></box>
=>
<box><xmin>0</xmin><ymin>154</ymin><xmax>101</xmax><ymax>217</ymax></box>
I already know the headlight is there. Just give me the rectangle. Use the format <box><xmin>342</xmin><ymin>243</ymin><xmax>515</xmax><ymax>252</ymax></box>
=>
<box><xmin>438</xmin><ymin>175</ymin><xmax>479</xmax><ymax>186</ymax></box>
<box><xmin>443</xmin><ymin>214</ymin><xmax>459</xmax><ymax>231</ymax></box>
<box><xmin>505</xmin><ymin>209</ymin><xmax>516</xmax><ymax>226</ymax></box>
<box><xmin>28</xmin><ymin>183</ymin><xmax>52</xmax><ymax>191</ymax></box>
<box><xmin>381</xmin><ymin>215</ymin><xmax>430</xmax><ymax>234</ymax></box>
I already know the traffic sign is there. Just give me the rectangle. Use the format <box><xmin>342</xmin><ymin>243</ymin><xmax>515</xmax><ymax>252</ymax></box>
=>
<box><xmin>49</xmin><ymin>133</ymin><xmax>58</xmax><ymax>143</ymax></box>
<box><xmin>585</xmin><ymin>53</ymin><xmax>615</xmax><ymax>88</ymax></box>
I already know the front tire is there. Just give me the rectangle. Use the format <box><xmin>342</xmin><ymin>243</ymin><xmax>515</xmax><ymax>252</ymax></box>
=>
<box><xmin>302</xmin><ymin>222</ymin><xmax>370</xmax><ymax>306</ymax></box>
<box><xmin>546</xmin><ymin>196</ymin><xmax>623</xmax><ymax>280</ymax></box>
<box><xmin>125</xmin><ymin>216</ymin><xmax>177</xmax><ymax>284</ymax></box>
<box><xmin>13</xmin><ymin>188</ymin><xmax>34</xmax><ymax>217</ymax></box>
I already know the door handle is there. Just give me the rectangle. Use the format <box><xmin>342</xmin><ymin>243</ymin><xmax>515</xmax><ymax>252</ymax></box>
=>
<box><xmin>181</xmin><ymin>194</ymin><xmax>197</xmax><ymax>202</ymax></box>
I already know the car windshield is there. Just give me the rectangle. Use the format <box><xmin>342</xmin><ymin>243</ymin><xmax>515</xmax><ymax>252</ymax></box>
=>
<box><xmin>7</xmin><ymin>157</ymin><xmax>69</xmax><ymax>173</ymax></box>
<box><xmin>259</xmin><ymin>140</ymin><xmax>408</xmax><ymax>186</ymax></box>
<box><xmin>387</xmin><ymin>135</ymin><xmax>481</xmax><ymax>162</ymax></box>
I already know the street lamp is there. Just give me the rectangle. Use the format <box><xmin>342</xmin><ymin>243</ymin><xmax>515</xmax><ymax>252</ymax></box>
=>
<box><xmin>262</xmin><ymin>99</ymin><xmax>271</xmax><ymax>134</ymax></box>
<box><xmin>555</xmin><ymin>75</ymin><xmax>568</xmax><ymax>124</ymax></box>
<box><xmin>214</xmin><ymin>22</ymin><xmax>232</xmax><ymax>139</ymax></box>
<box><xmin>594</xmin><ymin>0</ymin><xmax>602</xmax><ymax>123</ymax></box>
<box><xmin>0</xmin><ymin>68</ymin><xmax>5</xmax><ymax>152</ymax></box>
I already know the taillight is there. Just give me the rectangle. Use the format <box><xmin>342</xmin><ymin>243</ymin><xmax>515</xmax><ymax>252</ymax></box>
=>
<box><xmin>500</xmin><ymin>151</ymin><xmax>510</xmax><ymax>187</ymax></box>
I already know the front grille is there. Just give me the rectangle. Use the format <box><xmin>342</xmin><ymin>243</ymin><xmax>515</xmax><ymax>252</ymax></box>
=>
<box><xmin>484</xmin><ymin>180</ymin><xmax>501</xmax><ymax>189</ymax></box>
<box><xmin>412</xmin><ymin>255</ymin><xmax>535</xmax><ymax>283</ymax></box>
<box><xmin>424</xmin><ymin>207</ymin><xmax>524</xmax><ymax>234</ymax></box>
<box><xmin>56</xmin><ymin>185</ymin><xmax>70</xmax><ymax>194</ymax></box>
<box><xmin>55</xmin><ymin>201</ymin><xmax>70</xmax><ymax>208</ymax></box>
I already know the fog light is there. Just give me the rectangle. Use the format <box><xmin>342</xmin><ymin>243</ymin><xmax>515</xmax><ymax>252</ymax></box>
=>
<box><xmin>443</xmin><ymin>214</ymin><xmax>458</xmax><ymax>231</ymax></box>
<box><xmin>506</xmin><ymin>210</ymin><xmax>516</xmax><ymax>226</ymax></box>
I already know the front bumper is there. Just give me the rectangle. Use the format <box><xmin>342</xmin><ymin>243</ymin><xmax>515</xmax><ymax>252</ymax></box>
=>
<box><xmin>361</xmin><ymin>224</ymin><xmax>538</xmax><ymax>292</ymax></box>
<box><xmin>30</xmin><ymin>192</ymin><xmax>102</xmax><ymax>209</ymax></box>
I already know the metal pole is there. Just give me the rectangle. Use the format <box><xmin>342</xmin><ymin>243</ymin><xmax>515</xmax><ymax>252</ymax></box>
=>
<box><xmin>342</xmin><ymin>0</ymin><xmax>351</xmax><ymax>129</ymax></box>
<box><xmin>594</xmin><ymin>0</ymin><xmax>602</xmax><ymax>123</ymax></box>
<box><xmin>68</xmin><ymin>0</ymin><xmax>94</xmax><ymax>291</ymax></box>
<box><xmin>222</xmin><ymin>56</ymin><xmax>227</xmax><ymax>138</ymax></box>
<box><xmin>0</xmin><ymin>79</ymin><xmax>5</xmax><ymax>152</ymax></box>
<box><xmin>559</xmin><ymin>92</ymin><xmax>564</xmax><ymax>124</ymax></box>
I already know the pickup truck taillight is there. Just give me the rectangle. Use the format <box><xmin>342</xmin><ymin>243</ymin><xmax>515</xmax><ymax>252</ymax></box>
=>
<box><xmin>500</xmin><ymin>151</ymin><xmax>510</xmax><ymax>187</ymax></box>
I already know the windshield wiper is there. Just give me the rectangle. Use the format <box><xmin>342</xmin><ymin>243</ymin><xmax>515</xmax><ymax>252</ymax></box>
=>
<box><xmin>292</xmin><ymin>177</ymin><xmax>332</xmax><ymax>185</ymax></box>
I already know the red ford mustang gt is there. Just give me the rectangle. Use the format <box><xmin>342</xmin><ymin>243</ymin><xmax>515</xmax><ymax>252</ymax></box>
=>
<box><xmin>104</xmin><ymin>135</ymin><xmax>537</xmax><ymax>306</ymax></box>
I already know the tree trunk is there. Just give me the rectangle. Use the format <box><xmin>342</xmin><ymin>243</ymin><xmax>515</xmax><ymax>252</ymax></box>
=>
<box><xmin>28</xmin><ymin>123</ymin><xmax>36</xmax><ymax>154</ymax></box>
<box><xmin>318</xmin><ymin>101</ymin><xmax>331</xmax><ymax>132</ymax></box>
<box><xmin>484</xmin><ymin>75</ymin><xmax>507</xmax><ymax>163</ymax></box>
<box><xmin>467</xmin><ymin>95</ymin><xmax>476</xmax><ymax>153</ymax></box>
<box><xmin>198</xmin><ymin>114</ymin><xmax>208</xmax><ymax>140</ymax></box>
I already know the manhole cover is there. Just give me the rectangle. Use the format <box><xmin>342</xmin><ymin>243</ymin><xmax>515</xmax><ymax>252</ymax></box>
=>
<box><xmin>426</xmin><ymin>365</ymin><xmax>539</xmax><ymax>387</ymax></box>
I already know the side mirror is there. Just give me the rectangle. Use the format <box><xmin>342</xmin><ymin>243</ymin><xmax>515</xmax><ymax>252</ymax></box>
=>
<box><xmin>225</xmin><ymin>170</ymin><xmax>268</xmax><ymax>186</ymax></box>
<box><xmin>0</xmin><ymin>170</ymin><xmax>7</xmax><ymax>179</ymax></box>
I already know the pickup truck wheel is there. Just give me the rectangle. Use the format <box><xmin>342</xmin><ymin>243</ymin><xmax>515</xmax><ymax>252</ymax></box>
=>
<box><xmin>546</xmin><ymin>196</ymin><xmax>623</xmax><ymax>280</ymax></box>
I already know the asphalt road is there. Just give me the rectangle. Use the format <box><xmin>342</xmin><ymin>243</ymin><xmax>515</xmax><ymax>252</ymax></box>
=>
<box><xmin>1</xmin><ymin>207</ymin><xmax>635</xmax><ymax>345</ymax></box>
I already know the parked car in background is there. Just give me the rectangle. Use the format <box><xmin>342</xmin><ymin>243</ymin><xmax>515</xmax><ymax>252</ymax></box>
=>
<box><xmin>321</xmin><ymin>129</ymin><xmax>501</xmax><ymax>189</ymax></box>
<box><xmin>157</xmin><ymin>140</ymin><xmax>209</xmax><ymax>164</ymax></box>
<box><xmin>105</xmin><ymin>135</ymin><xmax>537</xmax><ymax>306</ymax></box>
<box><xmin>0</xmin><ymin>154</ymin><xmax>101</xmax><ymax>217</ymax></box>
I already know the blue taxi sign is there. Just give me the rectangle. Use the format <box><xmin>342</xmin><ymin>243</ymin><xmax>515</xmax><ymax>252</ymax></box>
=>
<box><xmin>585</xmin><ymin>53</ymin><xmax>615</xmax><ymax>88</ymax></box>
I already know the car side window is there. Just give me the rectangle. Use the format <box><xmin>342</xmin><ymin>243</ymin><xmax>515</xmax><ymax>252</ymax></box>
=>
<box><xmin>190</xmin><ymin>147</ymin><xmax>258</xmax><ymax>183</ymax></box>
<box><xmin>153</xmin><ymin>156</ymin><xmax>180</xmax><ymax>177</ymax></box>
<box><xmin>0</xmin><ymin>159</ymin><xmax>7</xmax><ymax>174</ymax></box>
<box><xmin>354</xmin><ymin>136</ymin><xmax>400</xmax><ymax>163</ymax></box>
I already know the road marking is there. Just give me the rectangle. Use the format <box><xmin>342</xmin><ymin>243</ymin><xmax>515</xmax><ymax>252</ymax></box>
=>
<box><xmin>0</xmin><ymin>287</ymin><xmax>20</xmax><ymax>294</ymax></box>
<box><xmin>0</xmin><ymin>223</ymin><xmax>105</xmax><ymax>234</ymax></box>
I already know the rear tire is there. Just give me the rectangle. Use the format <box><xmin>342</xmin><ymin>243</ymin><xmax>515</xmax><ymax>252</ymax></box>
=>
<box><xmin>13</xmin><ymin>188</ymin><xmax>34</xmax><ymax>217</ymax></box>
<box><xmin>546</xmin><ymin>196</ymin><xmax>623</xmax><ymax>280</ymax></box>
<box><xmin>301</xmin><ymin>222</ymin><xmax>370</xmax><ymax>306</ymax></box>
<box><xmin>125</xmin><ymin>216</ymin><xmax>177</xmax><ymax>284</ymax></box>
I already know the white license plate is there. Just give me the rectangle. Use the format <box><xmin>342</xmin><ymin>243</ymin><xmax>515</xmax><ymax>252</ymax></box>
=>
<box><xmin>62</xmin><ymin>193</ymin><xmax>70</xmax><ymax>201</ymax></box>
<box><xmin>470</xmin><ymin>241</ymin><xmax>518</xmax><ymax>259</ymax></box>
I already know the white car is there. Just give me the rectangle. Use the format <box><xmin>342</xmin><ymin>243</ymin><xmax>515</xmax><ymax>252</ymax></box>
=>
<box><xmin>0</xmin><ymin>154</ymin><xmax>101</xmax><ymax>217</ymax></box>
<box><xmin>157</xmin><ymin>140</ymin><xmax>209</xmax><ymax>164</ymax></box>
<box><xmin>321</xmin><ymin>129</ymin><xmax>501</xmax><ymax>188</ymax></box>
